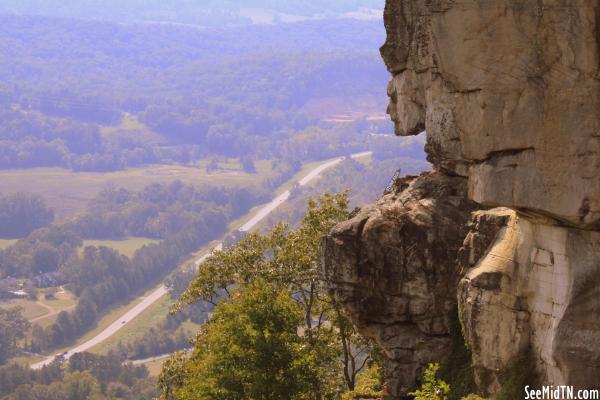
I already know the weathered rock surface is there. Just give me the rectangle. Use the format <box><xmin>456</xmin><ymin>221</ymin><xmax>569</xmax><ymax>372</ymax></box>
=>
<box><xmin>321</xmin><ymin>0</ymin><xmax>600</xmax><ymax>397</ymax></box>
<box><xmin>383</xmin><ymin>0</ymin><xmax>600</xmax><ymax>228</ymax></box>
<box><xmin>323</xmin><ymin>0</ymin><xmax>600</xmax><ymax>396</ymax></box>
<box><xmin>459</xmin><ymin>208</ymin><xmax>600</xmax><ymax>395</ymax></box>
<box><xmin>320</xmin><ymin>171</ymin><xmax>477</xmax><ymax>397</ymax></box>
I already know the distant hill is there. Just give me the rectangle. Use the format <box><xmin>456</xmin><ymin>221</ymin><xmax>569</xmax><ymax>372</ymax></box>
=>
<box><xmin>0</xmin><ymin>0</ymin><xmax>383</xmax><ymax>27</ymax></box>
<box><xmin>0</xmin><ymin>14</ymin><xmax>391</xmax><ymax>170</ymax></box>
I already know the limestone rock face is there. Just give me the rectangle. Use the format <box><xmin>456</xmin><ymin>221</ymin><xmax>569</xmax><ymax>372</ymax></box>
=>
<box><xmin>320</xmin><ymin>171</ymin><xmax>477</xmax><ymax>396</ymax></box>
<box><xmin>321</xmin><ymin>0</ymin><xmax>600</xmax><ymax>397</ymax></box>
<box><xmin>459</xmin><ymin>208</ymin><xmax>600</xmax><ymax>395</ymax></box>
<box><xmin>382</xmin><ymin>0</ymin><xmax>600</xmax><ymax>228</ymax></box>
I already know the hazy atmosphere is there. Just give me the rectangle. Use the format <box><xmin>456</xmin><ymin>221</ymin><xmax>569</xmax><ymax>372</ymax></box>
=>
<box><xmin>0</xmin><ymin>1</ymin><xmax>429</xmax><ymax>399</ymax></box>
<box><xmin>3</xmin><ymin>1</ymin><xmax>598</xmax><ymax>399</ymax></box>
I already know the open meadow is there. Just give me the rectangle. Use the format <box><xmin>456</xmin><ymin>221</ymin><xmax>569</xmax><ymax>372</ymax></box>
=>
<box><xmin>0</xmin><ymin>288</ymin><xmax>77</xmax><ymax>327</ymax></box>
<box><xmin>81</xmin><ymin>237</ymin><xmax>161</xmax><ymax>258</ymax></box>
<box><xmin>0</xmin><ymin>160</ymin><xmax>274</xmax><ymax>221</ymax></box>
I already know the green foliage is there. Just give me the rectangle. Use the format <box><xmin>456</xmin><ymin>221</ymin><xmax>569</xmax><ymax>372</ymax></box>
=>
<box><xmin>0</xmin><ymin>193</ymin><xmax>54</xmax><ymax>238</ymax></box>
<box><xmin>0</xmin><ymin>15</ymin><xmax>393</xmax><ymax>170</ymax></box>
<box><xmin>460</xmin><ymin>395</ymin><xmax>488</xmax><ymax>400</ymax></box>
<box><xmin>0</xmin><ymin>352</ymin><xmax>155</xmax><ymax>399</ymax></box>
<box><xmin>166</xmin><ymin>280</ymin><xmax>323</xmax><ymax>400</ymax></box>
<box><xmin>0</xmin><ymin>307</ymin><xmax>30</xmax><ymax>363</ymax></box>
<box><xmin>341</xmin><ymin>364</ymin><xmax>385</xmax><ymax>400</ymax></box>
<box><xmin>495</xmin><ymin>348</ymin><xmax>538</xmax><ymax>400</ymax></box>
<box><xmin>174</xmin><ymin>192</ymin><xmax>350</xmax><ymax>310</ymax></box>
<box><xmin>438</xmin><ymin>308</ymin><xmax>475</xmax><ymax>400</ymax></box>
<box><xmin>62</xmin><ymin>370</ymin><xmax>100</xmax><ymax>400</ymax></box>
<box><xmin>410</xmin><ymin>363</ymin><xmax>450</xmax><ymax>400</ymax></box>
<box><xmin>163</xmin><ymin>192</ymin><xmax>376</xmax><ymax>399</ymax></box>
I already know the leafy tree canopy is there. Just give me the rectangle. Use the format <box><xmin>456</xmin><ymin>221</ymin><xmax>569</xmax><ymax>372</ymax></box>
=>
<box><xmin>161</xmin><ymin>193</ymin><xmax>383</xmax><ymax>399</ymax></box>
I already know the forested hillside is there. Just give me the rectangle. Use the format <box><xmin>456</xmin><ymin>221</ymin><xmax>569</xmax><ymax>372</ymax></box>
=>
<box><xmin>0</xmin><ymin>6</ymin><xmax>432</xmax><ymax>399</ymax></box>
<box><xmin>0</xmin><ymin>15</ymin><xmax>389</xmax><ymax>170</ymax></box>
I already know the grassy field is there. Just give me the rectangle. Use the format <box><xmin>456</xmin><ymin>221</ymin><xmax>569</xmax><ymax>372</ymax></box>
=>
<box><xmin>0</xmin><ymin>162</ymin><xmax>273</xmax><ymax>221</ymax></box>
<box><xmin>38</xmin><ymin>289</ymin><xmax>77</xmax><ymax>313</ymax></box>
<box><xmin>0</xmin><ymin>288</ymin><xmax>77</xmax><ymax>326</ymax></box>
<box><xmin>0</xmin><ymin>239</ymin><xmax>18</xmax><ymax>250</ymax></box>
<box><xmin>144</xmin><ymin>357</ymin><xmax>169</xmax><ymax>376</ymax></box>
<box><xmin>49</xmin><ymin>288</ymin><xmax>155</xmax><ymax>356</ymax></box>
<box><xmin>89</xmin><ymin>294</ymin><xmax>173</xmax><ymax>355</ymax></box>
<box><xmin>120</xmin><ymin>158</ymin><xmax>348</xmax><ymax>370</ymax></box>
<box><xmin>88</xmin><ymin>247</ymin><xmax>206</xmax><ymax>355</ymax></box>
<box><xmin>5</xmin><ymin>157</ymin><xmax>343</xmax><ymax>365</ymax></box>
<box><xmin>100</xmin><ymin>113</ymin><xmax>153</xmax><ymax>136</ymax></box>
<box><xmin>0</xmin><ymin>299</ymin><xmax>49</xmax><ymax>320</ymax></box>
<box><xmin>81</xmin><ymin>237</ymin><xmax>160</xmax><ymax>258</ymax></box>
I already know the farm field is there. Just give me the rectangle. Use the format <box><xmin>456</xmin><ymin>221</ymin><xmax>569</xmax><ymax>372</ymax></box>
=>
<box><xmin>81</xmin><ymin>237</ymin><xmax>161</xmax><ymax>258</ymax></box>
<box><xmin>0</xmin><ymin>288</ymin><xmax>77</xmax><ymax>326</ymax></box>
<box><xmin>0</xmin><ymin>161</ymin><xmax>274</xmax><ymax>221</ymax></box>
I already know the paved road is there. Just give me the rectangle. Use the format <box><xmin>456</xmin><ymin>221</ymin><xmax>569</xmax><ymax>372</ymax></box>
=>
<box><xmin>31</xmin><ymin>151</ymin><xmax>371</xmax><ymax>369</ymax></box>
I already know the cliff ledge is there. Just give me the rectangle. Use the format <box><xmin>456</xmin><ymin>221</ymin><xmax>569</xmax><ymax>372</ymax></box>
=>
<box><xmin>321</xmin><ymin>1</ymin><xmax>600</xmax><ymax>397</ymax></box>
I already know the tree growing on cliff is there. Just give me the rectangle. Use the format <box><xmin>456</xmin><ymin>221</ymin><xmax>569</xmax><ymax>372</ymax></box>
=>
<box><xmin>160</xmin><ymin>193</ymin><xmax>380</xmax><ymax>399</ymax></box>
<box><xmin>161</xmin><ymin>279</ymin><xmax>322</xmax><ymax>400</ymax></box>
<box><xmin>410</xmin><ymin>363</ymin><xmax>450</xmax><ymax>400</ymax></box>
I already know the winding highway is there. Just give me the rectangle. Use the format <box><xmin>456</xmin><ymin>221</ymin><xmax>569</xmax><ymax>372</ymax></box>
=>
<box><xmin>31</xmin><ymin>151</ymin><xmax>371</xmax><ymax>369</ymax></box>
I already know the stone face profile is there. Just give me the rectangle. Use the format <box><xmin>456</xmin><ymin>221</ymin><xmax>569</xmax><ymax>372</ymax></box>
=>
<box><xmin>321</xmin><ymin>0</ymin><xmax>600</xmax><ymax>397</ymax></box>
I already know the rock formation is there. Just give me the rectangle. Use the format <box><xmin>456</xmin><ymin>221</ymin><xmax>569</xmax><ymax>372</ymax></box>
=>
<box><xmin>321</xmin><ymin>0</ymin><xmax>600</xmax><ymax>397</ymax></box>
<box><xmin>458</xmin><ymin>208</ymin><xmax>600</xmax><ymax>395</ymax></box>
<box><xmin>321</xmin><ymin>172</ymin><xmax>477</xmax><ymax>395</ymax></box>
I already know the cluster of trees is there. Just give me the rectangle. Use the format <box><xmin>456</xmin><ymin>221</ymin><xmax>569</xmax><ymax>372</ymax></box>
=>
<box><xmin>30</xmin><ymin>183</ymin><xmax>265</xmax><ymax>350</ymax></box>
<box><xmin>0</xmin><ymin>107</ymin><xmax>100</xmax><ymax>153</ymax></box>
<box><xmin>65</xmin><ymin>181</ymin><xmax>267</xmax><ymax>240</ymax></box>
<box><xmin>0</xmin><ymin>307</ymin><xmax>30</xmax><ymax>364</ymax></box>
<box><xmin>0</xmin><ymin>226</ymin><xmax>80</xmax><ymax>277</ymax></box>
<box><xmin>0</xmin><ymin>352</ymin><xmax>156</xmax><ymax>400</ymax></box>
<box><xmin>0</xmin><ymin>108</ymin><xmax>178</xmax><ymax>171</ymax></box>
<box><xmin>0</xmin><ymin>193</ymin><xmax>54</xmax><ymax>238</ymax></box>
<box><xmin>0</xmin><ymin>15</ymin><xmax>389</xmax><ymax>171</ymax></box>
<box><xmin>111</xmin><ymin>270</ymin><xmax>214</xmax><ymax>361</ymax></box>
<box><xmin>0</xmin><ymin>179</ymin><xmax>270</xmax><ymax>354</ymax></box>
<box><xmin>0</xmin><ymin>181</ymin><xmax>265</xmax><ymax>279</ymax></box>
<box><xmin>117</xmin><ymin>327</ymin><xmax>191</xmax><ymax>361</ymax></box>
<box><xmin>28</xmin><ymin>238</ymin><xmax>195</xmax><ymax>350</ymax></box>
<box><xmin>159</xmin><ymin>193</ymin><xmax>384</xmax><ymax>399</ymax></box>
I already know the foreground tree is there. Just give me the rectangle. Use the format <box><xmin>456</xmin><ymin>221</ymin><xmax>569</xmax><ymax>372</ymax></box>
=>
<box><xmin>160</xmin><ymin>193</ymin><xmax>380</xmax><ymax>399</ymax></box>
<box><xmin>163</xmin><ymin>280</ymin><xmax>322</xmax><ymax>400</ymax></box>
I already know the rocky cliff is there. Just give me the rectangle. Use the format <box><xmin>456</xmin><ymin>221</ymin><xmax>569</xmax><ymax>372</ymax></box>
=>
<box><xmin>321</xmin><ymin>1</ymin><xmax>600</xmax><ymax>398</ymax></box>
